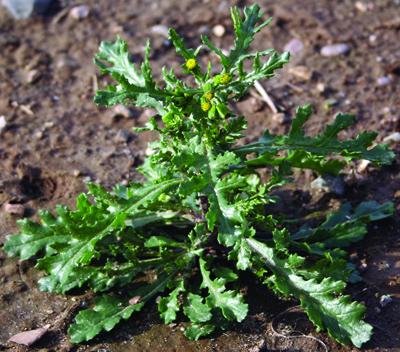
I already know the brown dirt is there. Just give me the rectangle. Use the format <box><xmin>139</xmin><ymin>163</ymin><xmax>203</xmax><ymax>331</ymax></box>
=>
<box><xmin>0</xmin><ymin>0</ymin><xmax>399</xmax><ymax>351</ymax></box>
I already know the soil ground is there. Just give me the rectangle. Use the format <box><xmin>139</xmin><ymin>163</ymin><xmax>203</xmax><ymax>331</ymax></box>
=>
<box><xmin>1</xmin><ymin>0</ymin><xmax>400</xmax><ymax>351</ymax></box>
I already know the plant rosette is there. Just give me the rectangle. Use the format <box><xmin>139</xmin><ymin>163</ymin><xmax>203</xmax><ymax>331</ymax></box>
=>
<box><xmin>4</xmin><ymin>3</ymin><xmax>395</xmax><ymax>348</ymax></box>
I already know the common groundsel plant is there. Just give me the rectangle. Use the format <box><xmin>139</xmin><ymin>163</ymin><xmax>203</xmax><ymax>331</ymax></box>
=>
<box><xmin>4</xmin><ymin>4</ymin><xmax>395</xmax><ymax>347</ymax></box>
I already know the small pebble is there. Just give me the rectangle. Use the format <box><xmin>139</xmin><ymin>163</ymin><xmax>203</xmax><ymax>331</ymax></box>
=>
<box><xmin>369</xmin><ymin>35</ymin><xmax>377</xmax><ymax>43</ymax></box>
<box><xmin>129</xmin><ymin>296</ymin><xmax>142</xmax><ymax>305</ymax></box>
<box><xmin>311</xmin><ymin>175</ymin><xmax>345</xmax><ymax>195</ymax></box>
<box><xmin>26</xmin><ymin>69</ymin><xmax>41</xmax><ymax>84</ymax></box>
<box><xmin>374</xmin><ymin>306</ymin><xmax>381</xmax><ymax>313</ymax></box>
<box><xmin>380</xmin><ymin>295</ymin><xmax>393</xmax><ymax>307</ymax></box>
<box><xmin>143</xmin><ymin>109</ymin><xmax>158</xmax><ymax>119</ymax></box>
<box><xmin>2</xmin><ymin>0</ymin><xmax>54</xmax><ymax>19</ymax></box>
<box><xmin>151</xmin><ymin>25</ymin><xmax>169</xmax><ymax>38</ymax></box>
<box><xmin>316</xmin><ymin>83</ymin><xmax>325</xmax><ymax>93</ymax></box>
<box><xmin>321</xmin><ymin>44</ymin><xmax>351</xmax><ymax>56</ymax></box>
<box><xmin>213</xmin><ymin>24</ymin><xmax>225</xmax><ymax>37</ymax></box>
<box><xmin>359</xmin><ymin>263</ymin><xmax>368</xmax><ymax>273</ymax></box>
<box><xmin>73</xmin><ymin>170</ymin><xmax>81</xmax><ymax>177</ymax></box>
<box><xmin>0</xmin><ymin>115</ymin><xmax>7</xmax><ymax>133</ymax></box>
<box><xmin>324</xmin><ymin>99</ymin><xmax>339</xmax><ymax>109</ymax></box>
<box><xmin>199</xmin><ymin>25</ymin><xmax>211</xmax><ymax>35</ymax></box>
<box><xmin>43</xmin><ymin>121</ymin><xmax>54</xmax><ymax>129</ymax></box>
<box><xmin>284</xmin><ymin>39</ymin><xmax>304</xmax><ymax>54</ymax></box>
<box><xmin>288</xmin><ymin>66</ymin><xmax>312</xmax><ymax>80</ymax></box>
<box><xmin>355</xmin><ymin>1</ymin><xmax>368</xmax><ymax>12</ymax></box>
<box><xmin>5</xmin><ymin>204</ymin><xmax>25</xmax><ymax>216</ymax></box>
<box><xmin>69</xmin><ymin>6</ymin><xmax>90</xmax><ymax>20</ymax></box>
<box><xmin>357</xmin><ymin>159</ymin><xmax>371</xmax><ymax>173</ymax></box>
<box><xmin>272</xmin><ymin>113</ymin><xmax>285</xmax><ymax>124</ymax></box>
<box><xmin>115</xmin><ymin>129</ymin><xmax>130</xmax><ymax>143</ymax></box>
<box><xmin>377</xmin><ymin>77</ymin><xmax>391</xmax><ymax>86</ymax></box>
<box><xmin>112</xmin><ymin>25</ymin><xmax>124</xmax><ymax>34</ymax></box>
<box><xmin>9</xmin><ymin>325</ymin><xmax>50</xmax><ymax>346</ymax></box>
<box><xmin>113</xmin><ymin>105</ymin><xmax>133</xmax><ymax>118</ymax></box>
<box><xmin>383</xmin><ymin>132</ymin><xmax>400</xmax><ymax>142</ymax></box>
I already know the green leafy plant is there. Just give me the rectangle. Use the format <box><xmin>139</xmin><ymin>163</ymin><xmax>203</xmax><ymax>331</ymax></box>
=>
<box><xmin>4</xmin><ymin>4</ymin><xmax>395</xmax><ymax>348</ymax></box>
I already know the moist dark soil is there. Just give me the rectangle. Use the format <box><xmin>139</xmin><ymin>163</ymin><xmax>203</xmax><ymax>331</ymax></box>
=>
<box><xmin>1</xmin><ymin>0</ymin><xmax>400</xmax><ymax>351</ymax></box>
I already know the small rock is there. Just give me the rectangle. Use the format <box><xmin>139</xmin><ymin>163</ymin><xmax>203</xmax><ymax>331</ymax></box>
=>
<box><xmin>9</xmin><ymin>325</ymin><xmax>50</xmax><ymax>346</ymax></box>
<box><xmin>369</xmin><ymin>34</ymin><xmax>377</xmax><ymax>43</ymax></box>
<box><xmin>288</xmin><ymin>66</ymin><xmax>312</xmax><ymax>80</ymax></box>
<box><xmin>321</xmin><ymin>44</ymin><xmax>351</xmax><ymax>56</ymax></box>
<box><xmin>113</xmin><ymin>105</ymin><xmax>133</xmax><ymax>118</ymax></box>
<box><xmin>380</xmin><ymin>295</ymin><xmax>393</xmax><ymax>307</ymax></box>
<box><xmin>324</xmin><ymin>99</ymin><xmax>339</xmax><ymax>109</ymax></box>
<box><xmin>143</xmin><ymin>109</ymin><xmax>158</xmax><ymax>119</ymax></box>
<box><xmin>0</xmin><ymin>115</ymin><xmax>7</xmax><ymax>133</ymax></box>
<box><xmin>43</xmin><ymin>121</ymin><xmax>54</xmax><ymax>129</ymax></box>
<box><xmin>111</xmin><ymin>25</ymin><xmax>124</xmax><ymax>34</ymax></box>
<box><xmin>73</xmin><ymin>170</ymin><xmax>81</xmax><ymax>177</ymax></box>
<box><xmin>374</xmin><ymin>306</ymin><xmax>381</xmax><ymax>313</ymax></box>
<box><xmin>115</xmin><ymin>129</ymin><xmax>130</xmax><ymax>143</ymax></box>
<box><xmin>357</xmin><ymin>159</ymin><xmax>371</xmax><ymax>173</ymax></box>
<box><xmin>250</xmin><ymin>97</ymin><xmax>263</xmax><ymax>112</ymax></box>
<box><xmin>355</xmin><ymin>1</ymin><xmax>368</xmax><ymax>12</ymax></box>
<box><xmin>25</xmin><ymin>69</ymin><xmax>41</xmax><ymax>84</ymax></box>
<box><xmin>69</xmin><ymin>5</ymin><xmax>90</xmax><ymax>20</ymax></box>
<box><xmin>383</xmin><ymin>132</ymin><xmax>400</xmax><ymax>142</ymax></box>
<box><xmin>151</xmin><ymin>25</ymin><xmax>169</xmax><ymax>38</ymax></box>
<box><xmin>393</xmin><ymin>189</ymin><xmax>400</xmax><ymax>198</ymax></box>
<box><xmin>129</xmin><ymin>296</ymin><xmax>142</xmax><ymax>305</ymax></box>
<box><xmin>284</xmin><ymin>39</ymin><xmax>304</xmax><ymax>54</ymax></box>
<box><xmin>199</xmin><ymin>25</ymin><xmax>211</xmax><ymax>36</ymax></box>
<box><xmin>272</xmin><ymin>113</ymin><xmax>285</xmax><ymax>124</ymax></box>
<box><xmin>382</xmin><ymin>106</ymin><xmax>391</xmax><ymax>115</ymax></box>
<box><xmin>311</xmin><ymin>174</ymin><xmax>345</xmax><ymax>195</ymax></box>
<box><xmin>2</xmin><ymin>0</ymin><xmax>54</xmax><ymax>19</ymax></box>
<box><xmin>316</xmin><ymin>83</ymin><xmax>325</xmax><ymax>93</ymax></box>
<box><xmin>213</xmin><ymin>24</ymin><xmax>225</xmax><ymax>37</ymax></box>
<box><xmin>5</xmin><ymin>204</ymin><xmax>25</xmax><ymax>216</ymax></box>
<box><xmin>377</xmin><ymin>76</ymin><xmax>391</xmax><ymax>86</ymax></box>
<box><xmin>359</xmin><ymin>263</ymin><xmax>368</xmax><ymax>273</ymax></box>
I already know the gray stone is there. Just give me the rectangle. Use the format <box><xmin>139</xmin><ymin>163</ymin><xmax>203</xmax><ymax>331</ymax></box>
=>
<box><xmin>377</xmin><ymin>76</ymin><xmax>391</xmax><ymax>86</ymax></box>
<box><xmin>310</xmin><ymin>174</ymin><xmax>346</xmax><ymax>195</ymax></box>
<box><xmin>383</xmin><ymin>132</ymin><xmax>400</xmax><ymax>142</ymax></box>
<box><xmin>0</xmin><ymin>115</ymin><xmax>7</xmax><ymax>134</ymax></box>
<box><xmin>321</xmin><ymin>44</ymin><xmax>351</xmax><ymax>56</ymax></box>
<box><xmin>1</xmin><ymin>0</ymin><xmax>54</xmax><ymax>19</ymax></box>
<box><xmin>380</xmin><ymin>295</ymin><xmax>393</xmax><ymax>308</ymax></box>
<box><xmin>69</xmin><ymin>5</ymin><xmax>89</xmax><ymax>20</ymax></box>
<box><xmin>113</xmin><ymin>105</ymin><xmax>133</xmax><ymax>118</ymax></box>
<box><xmin>284</xmin><ymin>39</ymin><xmax>304</xmax><ymax>54</ymax></box>
<box><xmin>115</xmin><ymin>129</ymin><xmax>130</xmax><ymax>143</ymax></box>
<box><xmin>151</xmin><ymin>25</ymin><xmax>169</xmax><ymax>38</ymax></box>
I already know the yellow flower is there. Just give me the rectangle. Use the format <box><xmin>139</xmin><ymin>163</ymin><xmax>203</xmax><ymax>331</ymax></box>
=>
<box><xmin>205</xmin><ymin>91</ymin><xmax>214</xmax><ymax>101</ymax></box>
<box><xmin>201</xmin><ymin>101</ymin><xmax>212</xmax><ymax>112</ymax></box>
<box><xmin>220</xmin><ymin>74</ymin><xmax>231</xmax><ymax>84</ymax></box>
<box><xmin>186</xmin><ymin>58</ymin><xmax>197</xmax><ymax>70</ymax></box>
